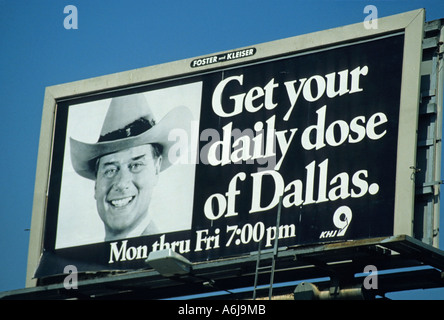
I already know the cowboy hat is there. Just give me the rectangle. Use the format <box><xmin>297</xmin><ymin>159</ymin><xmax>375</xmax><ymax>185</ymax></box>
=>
<box><xmin>70</xmin><ymin>93</ymin><xmax>193</xmax><ymax>180</ymax></box>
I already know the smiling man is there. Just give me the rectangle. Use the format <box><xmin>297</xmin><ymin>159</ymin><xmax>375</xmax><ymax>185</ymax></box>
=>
<box><xmin>94</xmin><ymin>144</ymin><xmax>162</xmax><ymax>240</ymax></box>
<box><xmin>70</xmin><ymin>93</ymin><xmax>192</xmax><ymax>241</ymax></box>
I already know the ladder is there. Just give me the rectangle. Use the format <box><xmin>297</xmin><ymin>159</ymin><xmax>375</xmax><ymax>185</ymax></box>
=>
<box><xmin>252</xmin><ymin>197</ymin><xmax>282</xmax><ymax>300</ymax></box>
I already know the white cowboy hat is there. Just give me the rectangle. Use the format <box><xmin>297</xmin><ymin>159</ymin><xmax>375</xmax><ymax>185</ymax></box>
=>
<box><xmin>70</xmin><ymin>93</ymin><xmax>192</xmax><ymax>180</ymax></box>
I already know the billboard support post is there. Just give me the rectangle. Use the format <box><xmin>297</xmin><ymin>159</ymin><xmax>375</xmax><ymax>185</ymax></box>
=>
<box><xmin>392</xmin><ymin>8</ymin><xmax>424</xmax><ymax>237</ymax></box>
<box><xmin>414</xmin><ymin>18</ymin><xmax>444</xmax><ymax>246</ymax></box>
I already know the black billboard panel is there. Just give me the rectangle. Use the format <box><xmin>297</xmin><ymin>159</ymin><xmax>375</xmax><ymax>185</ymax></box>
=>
<box><xmin>33</xmin><ymin>33</ymin><xmax>407</xmax><ymax>278</ymax></box>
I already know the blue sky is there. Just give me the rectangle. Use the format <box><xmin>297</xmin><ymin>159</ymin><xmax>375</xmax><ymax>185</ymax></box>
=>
<box><xmin>1</xmin><ymin>0</ymin><xmax>444</xmax><ymax>300</ymax></box>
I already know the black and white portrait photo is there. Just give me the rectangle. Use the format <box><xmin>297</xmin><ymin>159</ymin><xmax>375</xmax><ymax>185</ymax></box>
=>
<box><xmin>55</xmin><ymin>82</ymin><xmax>202</xmax><ymax>249</ymax></box>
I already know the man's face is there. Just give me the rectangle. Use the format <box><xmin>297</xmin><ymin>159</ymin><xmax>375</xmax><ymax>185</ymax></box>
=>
<box><xmin>94</xmin><ymin>144</ymin><xmax>162</xmax><ymax>237</ymax></box>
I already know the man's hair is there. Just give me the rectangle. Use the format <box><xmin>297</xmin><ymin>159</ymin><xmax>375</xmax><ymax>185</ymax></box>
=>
<box><xmin>150</xmin><ymin>143</ymin><xmax>163</xmax><ymax>159</ymax></box>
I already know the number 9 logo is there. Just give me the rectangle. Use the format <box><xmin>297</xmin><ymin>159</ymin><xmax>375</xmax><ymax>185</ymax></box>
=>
<box><xmin>333</xmin><ymin>206</ymin><xmax>352</xmax><ymax>236</ymax></box>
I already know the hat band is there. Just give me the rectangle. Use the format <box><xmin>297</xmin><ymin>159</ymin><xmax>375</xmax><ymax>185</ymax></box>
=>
<box><xmin>98</xmin><ymin>117</ymin><xmax>155</xmax><ymax>142</ymax></box>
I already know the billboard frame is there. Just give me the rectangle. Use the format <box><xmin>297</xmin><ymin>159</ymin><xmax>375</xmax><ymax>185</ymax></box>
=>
<box><xmin>27</xmin><ymin>9</ymin><xmax>425</xmax><ymax>287</ymax></box>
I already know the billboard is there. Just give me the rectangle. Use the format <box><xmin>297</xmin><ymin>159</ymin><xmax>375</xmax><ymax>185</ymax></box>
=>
<box><xmin>27</xmin><ymin>9</ymin><xmax>425</xmax><ymax>284</ymax></box>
